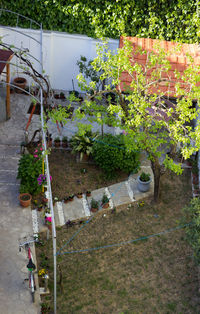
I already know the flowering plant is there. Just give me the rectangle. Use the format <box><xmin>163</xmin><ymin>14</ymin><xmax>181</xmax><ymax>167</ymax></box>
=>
<box><xmin>33</xmin><ymin>143</ymin><xmax>44</xmax><ymax>159</ymax></box>
<box><xmin>37</xmin><ymin>174</ymin><xmax>52</xmax><ymax>186</ymax></box>
<box><xmin>38</xmin><ymin>268</ymin><xmax>48</xmax><ymax>276</ymax></box>
<box><xmin>45</xmin><ymin>212</ymin><xmax>52</xmax><ymax>224</ymax></box>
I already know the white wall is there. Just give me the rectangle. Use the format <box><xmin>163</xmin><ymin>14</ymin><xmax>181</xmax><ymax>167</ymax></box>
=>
<box><xmin>0</xmin><ymin>26</ymin><xmax>119</xmax><ymax>92</ymax></box>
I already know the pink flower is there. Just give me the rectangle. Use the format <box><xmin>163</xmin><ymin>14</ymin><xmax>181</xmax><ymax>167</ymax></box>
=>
<box><xmin>34</xmin><ymin>154</ymin><xmax>38</xmax><ymax>158</ymax></box>
<box><xmin>40</xmin><ymin>148</ymin><xmax>43</xmax><ymax>151</ymax></box>
<box><xmin>35</xmin><ymin>149</ymin><xmax>38</xmax><ymax>153</ymax></box>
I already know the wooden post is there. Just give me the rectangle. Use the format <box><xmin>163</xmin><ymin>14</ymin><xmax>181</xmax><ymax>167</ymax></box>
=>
<box><xmin>6</xmin><ymin>63</ymin><xmax>10</xmax><ymax>119</ymax></box>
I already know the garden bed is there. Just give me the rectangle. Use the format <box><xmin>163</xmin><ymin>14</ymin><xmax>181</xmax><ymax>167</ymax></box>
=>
<box><xmin>36</xmin><ymin>169</ymin><xmax>200</xmax><ymax>313</ymax></box>
<box><xmin>48</xmin><ymin>149</ymin><xmax>129</xmax><ymax>200</ymax></box>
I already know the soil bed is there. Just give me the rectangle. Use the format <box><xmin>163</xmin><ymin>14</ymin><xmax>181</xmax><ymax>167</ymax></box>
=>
<box><xmin>48</xmin><ymin>149</ymin><xmax>129</xmax><ymax>200</ymax></box>
<box><xmin>36</xmin><ymin>169</ymin><xmax>200</xmax><ymax>313</ymax></box>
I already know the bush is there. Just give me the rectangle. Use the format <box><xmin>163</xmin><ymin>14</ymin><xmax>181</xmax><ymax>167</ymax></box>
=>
<box><xmin>182</xmin><ymin>198</ymin><xmax>200</xmax><ymax>264</ymax></box>
<box><xmin>92</xmin><ymin>134</ymin><xmax>140</xmax><ymax>179</ymax></box>
<box><xmin>17</xmin><ymin>154</ymin><xmax>43</xmax><ymax>195</ymax></box>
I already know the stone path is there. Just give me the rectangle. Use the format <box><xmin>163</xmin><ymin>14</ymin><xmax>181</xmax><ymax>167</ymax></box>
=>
<box><xmin>0</xmin><ymin>92</ymin><xmax>41</xmax><ymax>313</ymax></box>
<box><xmin>0</xmin><ymin>144</ymin><xmax>40</xmax><ymax>314</ymax></box>
<box><xmin>35</xmin><ymin>153</ymin><xmax>154</xmax><ymax>231</ymax></box>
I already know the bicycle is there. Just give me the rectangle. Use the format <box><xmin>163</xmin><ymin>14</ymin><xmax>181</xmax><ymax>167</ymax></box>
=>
<box><xmin>19</xmin><ymin>236</ymin><xmax>37</xmax><ymax>302</ymax></box>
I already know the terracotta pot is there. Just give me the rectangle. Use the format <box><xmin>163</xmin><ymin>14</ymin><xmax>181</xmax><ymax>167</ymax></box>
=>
<box><xmin>48</xmin><ymin>139</ymin><xmax>52</xmax><ymax>147</ymax></box>
<box><xmin>14</xmin><ymin>77</ymin><xmax>27</xmax><ymax>94</ymax></box>
<box><xmin>62</xmin><ymin>142</ymin><xmax>68</xmax><ymax>148</ymax></box>
<box><xmin>19</xmin><ymin>193</ymin><xmax>32</xmax><ymax>207</ymax></box>
<box><xmin>102</xmin><ymin>203</ymin><xmax>109</xmax><ymax>209</ymax></box>
<box><xmin>91</xmin><ymin>207</ymin><xmax>98</xmax><ymax>213</ymax></box>
<box><xmin>47</xmin><ymin>224</ymin><xmax>52</xmax><ymax>231</ymax></box>
<box><xmin>86</xmin><ymin>191</ymin><xmax>91</xmax><ymax>197</ymax></box>
<box><xmin>54</xmin><ymin>141</ymin><xmax>60</xmax><ymax>147</ymax></box>
<box><xmin>77</xmin><ymin>193</ymin><xmax>83</xmax><ymax>199</ymax></box>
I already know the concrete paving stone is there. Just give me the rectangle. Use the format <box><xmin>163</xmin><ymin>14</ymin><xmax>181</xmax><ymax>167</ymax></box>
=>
<box><xmin>63</xmin><ymin>196</ymin><xmax>86</xmax><ymax>221</ymax></box>
<box><xmin>0</xmin><ymin>157</ymin><xmax>19</xmax><ymax>170</ymax></box>
<box><xmin>108</xmin><ymin>182</ymin><xmax>131</xmax><ymax>207</ymax></box>
<box><xmin>0</xmin><ymin>171</ymin><xmax>19</xmax><ymax>183</ymax></box>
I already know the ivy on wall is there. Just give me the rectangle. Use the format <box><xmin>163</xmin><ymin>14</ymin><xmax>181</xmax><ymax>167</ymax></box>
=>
<box><xmin>1</xmin><ymin>0</ymin><xmax>199</xmax><ymax>43</ymax></box>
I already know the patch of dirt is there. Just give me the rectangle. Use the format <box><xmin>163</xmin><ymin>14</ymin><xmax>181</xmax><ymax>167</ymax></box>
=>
<box><xmin>48</xmin><ymin>149</ymin><xmax>129</xmax><ymax>200</ymax></box>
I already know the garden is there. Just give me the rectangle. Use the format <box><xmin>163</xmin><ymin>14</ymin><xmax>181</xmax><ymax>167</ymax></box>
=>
<box><xmin>36</xmin><ymin>169</ymin><xmax>200</xmax><ymax>313</ymax></box>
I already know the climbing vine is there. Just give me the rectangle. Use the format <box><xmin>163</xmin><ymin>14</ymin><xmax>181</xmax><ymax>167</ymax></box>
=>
<box><xmin>1</xmin><ymin>0</ymin><xmax>199</xmax><ymax>43</ymax></box>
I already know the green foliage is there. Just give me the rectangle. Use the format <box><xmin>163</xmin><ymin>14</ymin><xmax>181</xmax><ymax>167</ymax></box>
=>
<box><xmin>182</xmin><ymin>198</ymin><xmax>200</xmax><ymax>264</ymax></box>
<box><xmin>17</xmin><ymin>154</ymin><xmax>42</xmax><ymax>195</ymax></box>
<box><xmin>62</xmin><ymin>136</ymin><xmax>68</xmax><ymax>143</ymax></box>
<box><xmin>1</xmin><ymin>1</ymin><xmax>199</xmax><ymax>42</ymax></box>
<box><xmin>92</xmin><ymin>134</ymin><xmax>140</xmax><ymax>179</ymax></box>
<box><xmin>77</xmin><ymin>56</ymin><xmax>103</xmax><ymax>91</ymax></box>
<box><xmin>139</xmin><ymin>172</ymin><xmax>151</xmax><ymax>182</ymax></box>
<box><xmin>70</xmin><ymin>131</ymin><xmax>98</xmax><ymax>160</ymax></box>
<box><xmin>102</xmin><ymin>193</ymin><xmax>109</xmax><ymax>205</ymax></box>
<box><xmin>54</xmin><ymin>137</ymin><xmax>60</xmax><ymax>142</ymax></box>
<box><xmin>90</xmin><ymin>198</ymin><xmax>98</xmax><ymax>209</ymax></box>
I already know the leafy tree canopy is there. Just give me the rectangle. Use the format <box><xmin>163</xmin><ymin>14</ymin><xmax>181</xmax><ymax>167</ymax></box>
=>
<box><xmin>77</xmin><ymin>39</ymin><xmax>200</xmax><ymax>201</ymax></box>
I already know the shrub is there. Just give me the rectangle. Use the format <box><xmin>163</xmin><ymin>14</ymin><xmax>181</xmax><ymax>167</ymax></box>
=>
<box><xmin>182</xmin><ymin>198</ymin><xmax>200</xmax><ymax>264</ymax></box>
<box><xmin>17</xmin><ymin>154</ymin><xmax>42</xmax><ymax>195</ymax></box>
<box><xmin>92</xmin><ymin>134</ymin><xmax>140</xmax><ymax>179</ymax></box>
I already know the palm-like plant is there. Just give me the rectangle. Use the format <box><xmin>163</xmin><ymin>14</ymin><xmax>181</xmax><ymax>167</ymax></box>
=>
<box><xmin>70</xmin><ymin>131</ymin><xmax>98</xmax><ymax>161</ymax></box>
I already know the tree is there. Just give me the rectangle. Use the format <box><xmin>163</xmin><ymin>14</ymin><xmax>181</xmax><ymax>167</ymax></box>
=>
<box><xmin>77</xmin><ymin>39</ymin><xmax>200</xmax><ymax>202</ymax></box>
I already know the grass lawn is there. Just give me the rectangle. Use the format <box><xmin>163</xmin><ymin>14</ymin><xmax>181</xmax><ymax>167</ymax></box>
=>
<box><xmin>48</xmin><ymin>149</ymin><xmax>129</xmax><ymax>200</ymax></box>
<box><xmin>36</xmin><ymin>169</ymin><xmax>200</xmax><ymax>313</ymax></box>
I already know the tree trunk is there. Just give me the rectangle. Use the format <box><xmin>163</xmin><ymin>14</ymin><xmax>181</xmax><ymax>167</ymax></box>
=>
<box><xmin>151</xmin><ymin>157</ymin><xmax>161</xmax><ymax>202</ymax></box>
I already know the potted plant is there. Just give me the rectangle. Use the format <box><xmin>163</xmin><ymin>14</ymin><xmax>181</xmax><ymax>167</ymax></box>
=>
<box><xmin>70</xmin><ymin>131</ymin><xmax>98</xmax><ymax>162</ymax></box>
<box><xmin>13</xmin><ymin>77</ymin><xmax>27</xmax><ymax>93</ymax></box>
<box><xmin>77</xmin><ymin>192</ymin><xmax>83</xmax><ymax>199</ymax></box>
<box><xmin>19</xmin><ymin>193</ymin><xmax>32</xmax><ymax>207</ymax></box>
<box><xmin>64</xmin><ymin>196</ymin><xmax>69</xmax><ymax>204</ymax></box>
<box><xmin>90</xmin><ymin>198</ymin><xmax>99</xmax><ymax>213</ymax></box>
<box><xmin>45</xmin><ymin>212</ymin><xmax>52</xmax><ymax>231</ymax></box>
<box><xmin>54</xmin><ymin>137</ymin><xmax>60</xmax><ymax>147</ymax></box>
<box><xmin>62</xmin><ymin>136</ymin><xmax>68</xmax><ymax>148</ymax></box>
<box><xmin>86</xmin><ymin>190</ymin><xmax>91</xmax><ymax>197</ymax></box>
<box><xmin>101</xmin><ymin>193</ymin><xmax>109</xmax><ymax>209</ymax></box>
<box><xmin>68</xmin><ymin>194</ymin><xmax>74</xmax><ymax>201</ymax></box>
<box><xmin>60</xmin><ymin>92</ymin><xmax>66</xmax><ymax>100</ymax></box>
<box><xmin>137</xmin><ymin>172</ymin><xmax>151</xmax><ymax>192</ymax></box>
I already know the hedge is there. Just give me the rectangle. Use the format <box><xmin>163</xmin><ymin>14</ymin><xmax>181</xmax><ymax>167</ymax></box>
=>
<box><xmin>1</xmin><ymin>1</ymin><xmax>199</xmax><ymax>43</ymax></box>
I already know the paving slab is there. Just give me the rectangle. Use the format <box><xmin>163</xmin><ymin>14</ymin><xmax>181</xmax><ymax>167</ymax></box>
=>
<box><xmin>108</xmin><ymin>182</ymin><xmax>131</xmax><ymax>207</ymax></box>
<box><xmin>0</xmin><ymin>171</ymin><xmax>19</xmax><ymax>184</ymax></box>
<box><xmin>63</xmin><ymin>196</ymin><xmax>86</xmax><ymax>221</ymax></box>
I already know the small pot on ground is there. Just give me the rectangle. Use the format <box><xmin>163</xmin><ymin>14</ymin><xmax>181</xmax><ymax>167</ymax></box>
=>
<box><xmin>86</xmin><ymin>190</ymin><xmax>91</xmax><ymax>197</ymax></box>
<box><xmin>90</xmin><ymin>198</ymin><xmax>99</xmax><ymax>213</ymax></box>
<box><xmin>64</xmin><ymin>197</ymin><xmax>69</xmax><ymax>204</ymax></box>
<box><xmin>46</xmin><ymin>223</ymin><xmax>52</xmax><ymax>231</ymax></box>
<box><xmin>62</xmin><ymin>136</ymin><xmax>68</xmax><ymax>148</ymax></box>
<box><xmin>68</xmin><ymin>194</ymin><xmax>74</xmax><ymax>201</ymax></box>
<box><xmin>14</xmin><ymin>77</ymin><xmax>27</xmax><ymax>94</ymax></box>
<box><xmin>77</xmin><ymin>192</ymin><xmax>83</xmax><ymax>199</ymax></box>
<box><xmin>101</xmin><ymin>193</ymin><xmax>109</xmax><ymax>209</ymax></box>
<box><xmin>19</xmin><ymin>193</ymin><xmax>32</xmax><ymax>207</ymax></box>
<box><xmin>54</xmin><ymin>137</ymin><xmax>60</xmax><ymax>147</ymax></box>
<box><xmin>137</xmin><ymin>172</ymin><xmax>151</xmax><ymax>192</ymax></box>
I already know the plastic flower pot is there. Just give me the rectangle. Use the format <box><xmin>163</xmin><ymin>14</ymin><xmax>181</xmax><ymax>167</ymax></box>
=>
<box><xmin>137</xmin><ymin>175</ymin><xmax>151</xmax><ymax>192</ymax></box>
